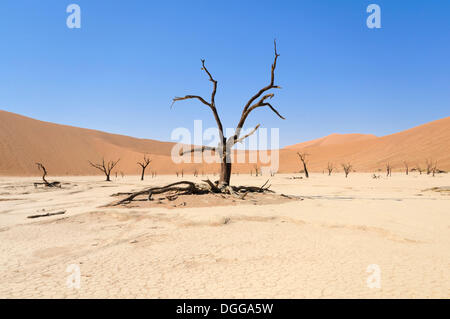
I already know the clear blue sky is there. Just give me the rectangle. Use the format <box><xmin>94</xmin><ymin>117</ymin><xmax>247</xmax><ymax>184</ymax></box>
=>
<box><xmin>1</xmin><ymin>0</ymin><xmax>449</xmax><ymax>147</ymax></box>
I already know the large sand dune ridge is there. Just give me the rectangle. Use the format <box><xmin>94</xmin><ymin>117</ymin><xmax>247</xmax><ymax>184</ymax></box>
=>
<box><xmin>0</xmin><ymin>110</ymin><xmax>449</xmax><ymax>176</ymax></box>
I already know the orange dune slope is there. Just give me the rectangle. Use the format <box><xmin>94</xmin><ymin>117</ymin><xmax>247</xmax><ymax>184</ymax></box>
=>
<box><xmin>0</xmin><ymin>110</ymin><xmax>179</xmax><ymax>176</ymax></box>
<box><xmin>0</xmin><ymin>110</ymin><xmax>449</xmax><ymax>175</ymax></box>
<box><xmin>280</xmin><ymin>117</ymin><xmax>450</xmax><ymax>172</ymax></box>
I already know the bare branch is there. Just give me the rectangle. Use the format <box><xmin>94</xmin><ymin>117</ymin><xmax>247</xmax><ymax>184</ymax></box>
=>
<box><xmin>242</xmin><ymin>39</ymin><xmax>281</xmax><ymax>114</ymax></box>
<box><xmin>234</xmin><ymin>41</ymin><xmax>285</xmax><ymax>142</ymax></box>
<box><xmin>260</xmin><ymin>103</ymin><xmax>285</xmax><ymax>119</ymax></box>
<box><xmin>137</xmin><ymin>155</ymin><xmax>151</xmax><ymax>168</ymax></box>
<box><xmin>201</xmin><ymin>59</ymin><xmax>217</xmax><ymax>105</ymax></box>
<box><xmin>234</xmin><ymin>124</ymin><xmax>261</xmax><ymax>144</ymax></box>
<box><xmin>172</xmin><ymin>95</ymin><xmax>210</xmax><ymax>108</ymax></box>
<box><xmin>172</xmin><ymin>60</ymin><xmax>224</xmax><ymax>137</ymax></box>
<box><xmin>179</xmin><ymin>145</ymin><xmax>218</xmax><ymax>156</ymax></box>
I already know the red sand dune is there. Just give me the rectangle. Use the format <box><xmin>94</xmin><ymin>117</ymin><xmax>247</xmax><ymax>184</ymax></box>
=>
<box><xmin>280</xmin><ymin>117</ymin><xmax>450</xmax><ymax>173</ymax></box>
<box><xmin>0</xmin><ymin>110</ymin><xmax>449</xmax><ymax>176</ymax></box>
<box><xmin>285</xmin><ymin>133</ymin><xmax>377</xmax><ymax>149</ymax></box>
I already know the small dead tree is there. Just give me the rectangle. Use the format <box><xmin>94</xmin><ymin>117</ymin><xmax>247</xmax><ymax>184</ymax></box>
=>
<box><xmin>386</xmin><ymin>163</ymin><xmax>392</xmax><ymax>177</ymax></box>
<box><xmin>88</xmin><ymin>158</ymin><xmax>120</xmax><ymax>181</ymax></box>
<box><xmin>172</xmin><ymin>40</ymin><xmax>284</xmax><ymax>190</ymax></box>
<box><xmin>137</xmin><ymin>155</ymin><xmax>151</xmax><ymax>181</ymax></box>
<box><xmin>254</xmin><ymin>165</ymin><xmax>259</xmax><ymax>177</ymax></box>
<box><xmin>431</xmin><ymin>160</ymin><xmax>438</xmax><ymax>177</ymax></box>
<box><xmin>342</xmin><ymin>163</ymin><xmax>352</xmax><ymax>178</ymax></box>
<box><xmin>297</xmin><ymin>153</ymin><xmax>309</xmax><ymax>178</ymax></box>
<box><xmin>403</xmin><ymin>161</ymin><xmax>409</xmax><ymax>175</ymax></box>
<box><xmin>425</xmin><ymin>159</ymin><xmax>433</xmax><ymax>175</ymax></box>
<box><xmin>327</xmin><ymin>162</ymin><xmax>334</xmax><ymax>176</ymax></box>
<box><xmin>416</xmin><ymin>165</ymin><xmax>423</xmax><ymax>175</ymax></box>
<box><xmin>35</xmin><ymin>163</ymin><xmax>61</xmax><ymax>187</ymax></box>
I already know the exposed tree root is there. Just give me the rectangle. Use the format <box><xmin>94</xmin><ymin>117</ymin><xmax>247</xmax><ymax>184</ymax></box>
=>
<box><xmin>112</xmin><ymin>179</ymin><xmax>273</xmax><ymax>206</ymax></box>
<box><xmin>34</xmin><ymin>181</ymin><xmax>61</xmax><ymax>188</ymax></box>
<box><xmin>34</xmin><ymin>163</ymin><xmax>61</xmax><ymax>188</ymax></box>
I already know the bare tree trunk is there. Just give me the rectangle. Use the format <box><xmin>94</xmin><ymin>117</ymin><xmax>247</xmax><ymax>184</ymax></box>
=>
<box><xmin>303</xmin><ymin>162</ymin><xmax>309</xmax><ymax>178</ymax></box>
<box><xmin>297</xmin><ymin>153</ymin><xmax>309</xmax><ymax>178</ymax></box>
<box><xmin>219</xmin><ymin>150</ymin><xmax>231</xmax><ymax>187</ymax></box>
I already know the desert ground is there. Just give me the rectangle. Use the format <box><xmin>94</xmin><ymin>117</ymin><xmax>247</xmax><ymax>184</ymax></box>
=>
<box><xmin>0</xmin><ymin>172</ymin><xmax>449</xmax><ymax>299</ymax></box>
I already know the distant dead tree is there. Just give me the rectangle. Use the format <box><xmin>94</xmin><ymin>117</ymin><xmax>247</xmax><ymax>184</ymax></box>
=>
<box><xmin>425</xmin><ymin>159</ymin><xmax>433</xmax><ymax>175</ymax></box>
<box><xmin>342</xmin><ymin>163</ymin><xmax>352</xmax><ymax>178</ymax></box>
<box><xmin>327</xmin><ymin>162</ymin><xmax>334</xmax><ymax>176</ymax></box>
<box><xmin>254</xmin><ymin>165</ymin><xmax>259</xmax><ymax>177</ymax></box>
<box><xmin>88</xmin><ymin>158</ymin><xmax>120</xmax><ymax>181</ymax></box>
<box><xmin>415</xmin><ymin>165</ymin><xmax>423</xmax><ymax>175</ymax></box>
<box><xmin>403</xmin><ymin>161</ymin><xmax>409</xmax><ymax>175</ymax></box>
<box><xmin>431</xmin><ymin>160</ymin><xmax>438</xmax><ymax>177</ymax></box>
<box><xmin>297</xmin><ymin>153</ymin><xmax>309</xmax><ymax>178</ymax></box>
<box><xmin>172</xmin><ymin>40</ymin><xmax>284</xmax><ymax>190</ymax></box>
<box><xmin>386</xmin><ymin>163</ymin><xmax>392</xmax><ymax>177</ymax></box>
<box><xmin>137</xmin><ymin>155</ymin><xmax>151</xmax><ymax>181</ymax></box>
<box><xmin>34</xmin><ymin>163</ymin><xmax>61</xmax><ymax>188</ymax></box>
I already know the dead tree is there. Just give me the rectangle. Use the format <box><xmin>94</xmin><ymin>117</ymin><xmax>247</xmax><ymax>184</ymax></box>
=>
<box><xmin>425</xmin><ymin>159</ymin><xmax>433</xmax><ymax>175</ymax></box>
<box><xmin>88</xmin><ymin>158</ymin><xmax>120</xmax><ymax>181</ymax></box>
<box><xmin>172</xmin><ymin>40</ymin><xmax>284</xmax><ymax>190</ymax></box>
<box><xmin>297</xmin><ymin>153</ymin><xmax>309</xmax><ymax>178</ymax></box>
<box><xmin>386</xmin><ymin>163</ymin><xmax>392</xmax><ymax>177</ymax></box>
<box><xmin>416</xmin><ymin>165</ymin><xmax>423</xmax><ymax>175</ymax></box>
<box><xmin>431</xmin><ymin>160</ymin><xmax>438</xmax><ymax>177</ymax></box>
<box><xmin>254</xmin><ymin>165</ymin><xmax>259</xmax><ymax>177</ymax></box>
<box><xmin>403</xmin><ymin>161</ymin><xmax>409</xmax><ymax>175</ymax></box>
<box><xmin>327</xmin><ymin>162</ymin><xmax>334</xmax><ymax>176</ymax></box>
<box><xmin>342</xmin><ymin>163</ymin><xmax>352</xmax><ymax>178</ymax></box>
<box><xmin>137</xmin><ymin>155</ymin><xmax>151</xmax><ymax>181</ymax></box>
<box><xmin>34</xmin><ymin>163</ymin><xmax>61</xmax><ymax>188</ymax></box>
